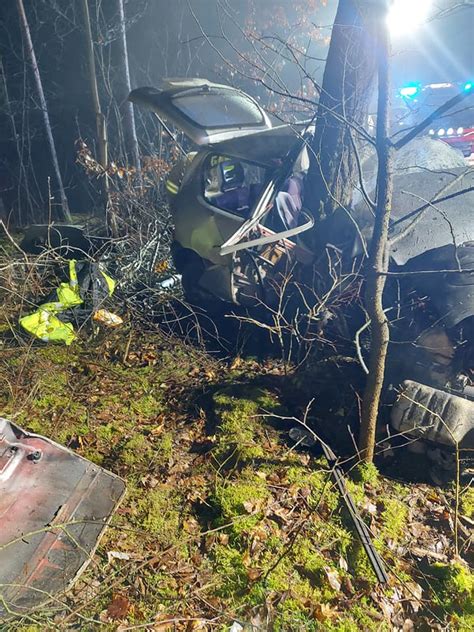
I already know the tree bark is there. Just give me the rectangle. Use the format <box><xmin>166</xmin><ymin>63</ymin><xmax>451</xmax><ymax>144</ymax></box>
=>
<box><xmin>305</xmin><ymin>0</ymin><xmax>376</xmax><ymax>227</ymax></box>
<box><xmin>115</xmin><ymin>0</ymin><xmax>141</xmax><ymax>177</ymax></box>
<box><xmin>358</xmin><ymin>9</ymin><xmax>393</xmax><ymax>463</ymax></box>
<box><xmin>81</xmin><ymin>0</ymin><xmax>108</xmax><ymax>201</ymax></box>
<box><xmin>16</xmin><ymin>0</ymin><xmax>71</xmax><ymax>222</ymax></box>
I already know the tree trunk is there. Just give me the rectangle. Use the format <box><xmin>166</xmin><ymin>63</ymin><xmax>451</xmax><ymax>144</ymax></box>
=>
<box><xmin>305</xmin><ymin>0</ymin><xmax>376</xmax><ymax>226</ymax></box>
<box><xmin>115</xmin><ymin>0</ymin><xmax>141</xmax><ymax>177</ymax></box>
<box><xmin>0</xmin><ymin>56</ymin><xmax>34</xmax><ymax>224</ymax></box>
<box><xmin>81</xmin><ymin>0</ymin><xmax>109</xmax><ymax>202</ymax></box>
<box><xmin>358</xmin><ymin>10</ymin><xmax>393</xmax><ymax>463</ymax></box>
<box><xmin>16</xmin><ymin>0</ymin><xmax>71</xmax><ymax>222</ymax></box>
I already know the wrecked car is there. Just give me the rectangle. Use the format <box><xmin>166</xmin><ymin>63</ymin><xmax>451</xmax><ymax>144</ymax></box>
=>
<box><xmin>129</xmin><ymin>79</ymin><xmax>315</xmax><ymax>305</ymax></box>
<box><xmin>130</xmin><ymin>78</ymin><xmax>474</xmax><ymax>478</ymax></box>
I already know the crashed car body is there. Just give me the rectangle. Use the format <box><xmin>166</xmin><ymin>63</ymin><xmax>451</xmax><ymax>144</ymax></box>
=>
<box><xmin>129</xmin><ymin>79</ymin><xmax>315</xmax><ymax>304</ymax></box>
<box><xmin>130</xmin><ymin>78</ymin><xmax>474</xmax><ymax>470</ymax></box>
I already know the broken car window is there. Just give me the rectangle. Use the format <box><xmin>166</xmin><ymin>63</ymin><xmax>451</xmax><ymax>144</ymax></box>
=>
<box><xmin>203</xmin><ymin>154</ymin><xmax>266</xmax><ymax>218</ymax></box>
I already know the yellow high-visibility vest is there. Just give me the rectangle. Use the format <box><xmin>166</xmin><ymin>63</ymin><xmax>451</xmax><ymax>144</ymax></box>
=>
<box><xmin>20</xmin><ymin>260</ymin><xmax>116</xmax><ymax>345</ymax></box>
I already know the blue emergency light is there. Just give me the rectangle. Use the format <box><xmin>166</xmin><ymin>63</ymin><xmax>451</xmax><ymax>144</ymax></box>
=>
<box><xmin>400</xmin><ymin>84</ymin><xmax>419</xmax><ymax>98</ymax></box>
<box><xmin>463</xmin><ymin>81</ymin><xmax>473</xmax><ymax>92</ymax></box>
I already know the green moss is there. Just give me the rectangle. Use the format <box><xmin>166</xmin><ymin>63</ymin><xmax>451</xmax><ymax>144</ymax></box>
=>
<box><xmin>293</xmin><ymin>541</ymin><xmax>327</xmax><ymax>585</ymax></box>
<box><xmin>429</xmin><ymin>562</ymin><xmax>474</xmax><ymax>614</ymax></box>
<box><xmin>0</xmin><ymin>322</ymin><xmax>12</xmax><ymax>334</ymax></box>
<box><xmin>12</xmin><ymin>359</ymin><xmax>89</xmax><ymax>442</ymax></box>
<box><xmin>286</xmin><ymin>463</ymin><xmax>339</xmax><ymax>512</ymax></box>
<box><xmin>130</xmin><ymin>393</ymin><xmax>163</xmax><ymax>418</ymax></box>
<box><xmin>36</xmin><ymin>344</ymin><xmax>79</xmax><ymax>365</ymax></box>
<box><xmin>460</xmin><ymin>486</ymin><xmax>474</xmax><ymax>519</ymax></box>
<box><xmin>343</xmin><ymin>478</ymin><xmax>366</xmax><ymax>508</ymax></box>
<box><xmin>96</xmin><ymin>423</ymin><xmax>115</xmax><ymax>442</ymax></box>
<box><xmin>212</xmin><ymin>387</ymin><xmax>280</xmax><ymax>466</ymax></box>
<box><xmin>352</xmin><ymin>462</ymin><xmax>379</xmax><ymax>485</ymax></box>
<box><xmin>449</xmin><ymin>613</ymin><xmax>474</xmax><ymax>631</ymax></box>
<box><xmin>143</xmin><ymin>570</ymin><xmax>180</xmax><ymax>601</ymax></box>
<box><xmin>273</xmin><ymin>597</ymin><xmax>319</xmax><ymax>632</ymax></box>
<box><xmin>379</xmin><ymin>495</ymin><xmax>408</xmax><ymax>544</ymax></box>
<box><xmin>348</xmin><ymin>539</ymin><xmax>377</xmax><ymax>585</ymax></box>
<box><xmin>325</xmin><ymin>619</ymin><xmax>360</xmax><ymax>632</ymax></box>
<box><xmin>213</xmin><ymin>468</ymin><xmax>269</xmax><ymax>535</ymax></box>
<box><xmin>212</xmin><ymin>545</ymin><xmax>249</xmax><ymax>599</ymax></box>
<box><xmin>158</xmin><ymin>431</ymin><xmax>173</xmax><ymax>462</ymax></box>
<box><xmin>325</xmin><ymin>600</ymin><xmax>391</xmax><ymax>632</ymax></box>
<box><xmin>347</xmin><ymin>492</ymin><xmax>408</xmax><ymax>585</ymax></box>
<box><xmin>122</xmin><ymin>433</ymin><xmax>153</xmax><ymax>467</ymax></box>
<box><xmin>23</xmin><ymin>416</ymin><xmax>41</xmax><ymax>433</ymax></box>
<box><xmin>211</xmin><ymin>536</ymin><xmax>334</xmax><ymax>623</ymax></box>
<box><xmin>122</xmin><ymin>430</ymin><xmax>173</xmax><ymax>470</ymax></box>
<box><xmin>135</xmin><ymin>485</ymin><xmax>182</xmax><ymax>546</ymax></box>
<box><xmin>257</xmin><ymin>540</ymin><xmax>300</xmax><ymax>594</ymax></box>
<box><xmin>81</xmin><ymin>448</ymin><xmax>105</xmax><ymax>466</ymax></box>
<box><xmin>313</xmin><ymin>520</ymin><xmax>352</xmax><ymax>557</ymax></box>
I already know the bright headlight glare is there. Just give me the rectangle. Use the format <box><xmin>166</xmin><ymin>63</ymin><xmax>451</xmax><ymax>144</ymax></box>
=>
<box><xmin>447</xmin><ymin>128</ymin><xmax>454</xmax><ymax>135</ymax></box>
<box><xmin>438</xmin><ymin>129</ymin><xmax>445</xmax><ymax>136</ymax></box>
<box><xmin>457</xmin><ymin>127</ymin><xmax>464</xmax><ymax>134</ymax></box>
<box><xmin>388</xmin><ymin>0</ymin><xmax>431</xmax><ymax>36</ymax></box>
<box><xmin>428</xmin><ymin>129</ymin><xmax>435</xmax><ymax>135</ymax></box>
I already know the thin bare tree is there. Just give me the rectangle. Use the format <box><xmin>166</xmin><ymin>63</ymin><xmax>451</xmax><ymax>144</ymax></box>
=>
<box><xmin>81</xmin><ymin>0</ymin><xmax>109</xmax><ymax>202</ymax></box>
<box><xmin>115</xmin><ymin>0</ymin><xmax>141</xmax><ymax>177</ymax></box>
<box><xmin>0</xmin><ymin>56</ymin><xmax>34</xmax><ymax>224</ymax></box>
<box><xmin>16</xmin><ymin>0</ymin><xmax>71</xmax><ymax>222</ymax></box>
<box><xmin>358</xmin><ymin>3</ymin><xmax>393</xmax><ymax>462</ymax></box>
<box><xmin>358</xmin><ymin>2</ymin><xmax>474</xmax><ymax>462</ymax></box>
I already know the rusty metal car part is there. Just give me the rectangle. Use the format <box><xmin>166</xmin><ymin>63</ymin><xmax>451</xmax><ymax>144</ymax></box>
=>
<box><xmin>0</xmin><ymin>418</ymin><xmax>125</xmax><ymax>619</ymax></box>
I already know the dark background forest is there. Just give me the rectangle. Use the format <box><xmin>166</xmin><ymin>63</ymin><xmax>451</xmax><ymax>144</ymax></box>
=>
<box><xmin>0</xmin><ymin>0</ymin><xmax>472</xmax><ymax>225</ymax></box>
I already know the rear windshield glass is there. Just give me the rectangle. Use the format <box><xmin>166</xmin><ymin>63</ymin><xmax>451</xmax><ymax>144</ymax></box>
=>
<box><xmin>172</xmin><ymin>88</ymin><xmax>265</xmax><ymax>129</ymax></box>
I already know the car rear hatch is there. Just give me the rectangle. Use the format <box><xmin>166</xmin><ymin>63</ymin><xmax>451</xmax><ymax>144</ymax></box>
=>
<box><xmin>129</xmin><ymin>78</ymin><xmax>273</xmax><ymax>145</ymax></box>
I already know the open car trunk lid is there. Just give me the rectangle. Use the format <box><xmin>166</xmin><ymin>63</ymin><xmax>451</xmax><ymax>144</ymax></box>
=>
<box><xmin>0</xmin><ymin>418</ymin><xmax>125</xmax><ymax>619</ymax></box>
<box><xmin>129</xmin><ymin>78</ymin><xmax>272</xmax><ymax>145</ymax></box>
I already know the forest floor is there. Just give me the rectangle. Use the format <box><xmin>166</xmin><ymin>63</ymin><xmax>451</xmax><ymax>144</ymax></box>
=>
<box><xmin>0</xmin><ymin>253</ymin><xmax>473</xmax><ymax>631</ymax></box>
